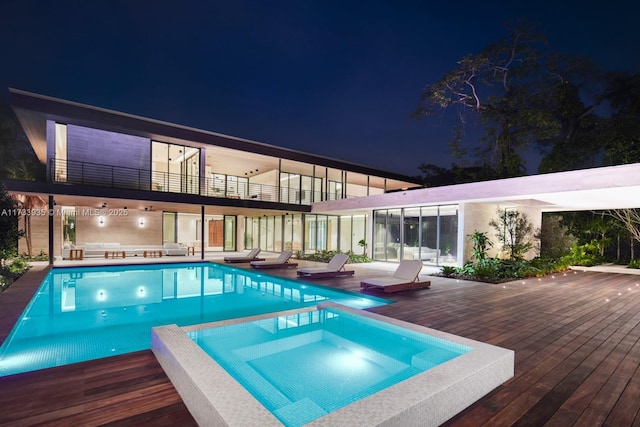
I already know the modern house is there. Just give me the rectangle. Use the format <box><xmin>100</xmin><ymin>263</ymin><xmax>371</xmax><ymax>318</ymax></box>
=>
<box><xmin>5</xmin><ymin>89</ymin><xmax>424</xmax><ymax>263</ymax></box>
<box><xmin>6</xmin><ymin>88</ymin><xmax>640</xmax><ymax>267</ymax></box>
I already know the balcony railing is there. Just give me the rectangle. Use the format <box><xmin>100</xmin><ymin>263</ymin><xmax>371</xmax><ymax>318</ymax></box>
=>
<box><xmin>50</xmin><ymin>158</ymin><xmax>327</xmax><ymax>205</ymax></box>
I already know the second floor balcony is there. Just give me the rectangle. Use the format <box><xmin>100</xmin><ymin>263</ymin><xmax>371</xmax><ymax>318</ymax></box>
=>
<box><xmin>50</xmin><ymin>158</ymin><xmax>349</xmax><ymax>205</ymax></box>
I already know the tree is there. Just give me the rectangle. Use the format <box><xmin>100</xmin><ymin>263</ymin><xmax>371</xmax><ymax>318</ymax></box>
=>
<box><xmin>414</xmin><ymin>24</ymin><xmax>609</xmax><ymax>177</ymax></box>
<box><xmin>11</xmin><ymin>193</ymin><xmax>46</xmax><ymax>258</ymax></box>
<box><xmin>0</xmin><ymin>185</ymin><xmax>23</xmax><ymax>265</ymax></box>
<box><xmin>490</xmin><ymin>208</ymin><xmax>535</xmax><ymax>260</ymax></box>
<box><xmin>0</xmin><ymin>102</ymin><xmax>39</xmax><ymax>179</ymax></box>
<box><xmin>7</xmin><ymin>161</ymin><xmax>47</xmax><ymax>259</ymax></box>
<box><xmin>536</xmin><ymin>213</ymin><xmax>576</xmax><ymax>259</ymax></box>
<box><xmin>7</xmin><ymin>161</ymin><xmax>47</xmax><ymax>258</ymax></box>
<box><xmin>605</xmin><ymin>209</ymin><xmax>640</xmax><ymax>260</ymax></box>
<box><xmin>0</xmin><ymin>100</ymin><xmax>47</xmax><ymax>257</ymax></box>
<box><xmin>535</xmin><ymin>77</ymin><xmax>607</xmax><ymax>173</ymax></box>
<box><xmin>418</xmin><ymin>162</ymin><xmax>500</xmax><ymax>186</ymax></box>
<box><xmin>602</xmin><ymin>72</ymin><xmax>640</xmax><ymax>165</ymax></box>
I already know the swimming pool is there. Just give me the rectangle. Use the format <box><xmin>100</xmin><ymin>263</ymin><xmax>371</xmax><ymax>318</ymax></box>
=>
<box><xmin>153</xmin><ymin>302</ymin><xmax>515</xmax><ymax>426</ymax></box>
<box><xmin>0</xmin><ymin>262</ymin><xmax>389</xmax><ymax>377</ymax></box>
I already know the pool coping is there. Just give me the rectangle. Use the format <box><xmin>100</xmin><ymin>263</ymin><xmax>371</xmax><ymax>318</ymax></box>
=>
<box><xmin>152</xmin><ymin>302</ymin><xmax>514</xmax><ymax>427</ymax></box>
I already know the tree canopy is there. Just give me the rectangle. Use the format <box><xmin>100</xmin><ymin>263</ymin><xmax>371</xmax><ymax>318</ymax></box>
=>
<box><xmin>414</xmin><ymin>24</ymin><xmax>640</xmax><ymax>186</ymax></box>
<box><xmin>0</xmin><ymin>102</ymin><xmax>44</xmax><ymax>181</ymax></box>
<box><xmin>0</xmin><ymin>185</ymin><xmax>22</xmax><ymax>263</ymax></box>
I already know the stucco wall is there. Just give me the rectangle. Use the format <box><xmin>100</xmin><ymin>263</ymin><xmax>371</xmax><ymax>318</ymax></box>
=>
<box><xmin>74</xmin><ymin>208</ymin><xmax>163</xmax><ymax>247</ymax></box>
<box><xmin>461</xmin><ymin>203</ymin><xmax>542</xmax><ymax>262</ymax></box>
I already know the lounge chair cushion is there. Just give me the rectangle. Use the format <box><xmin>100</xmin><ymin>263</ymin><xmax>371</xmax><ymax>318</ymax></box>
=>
<box><xmin>250</xmin><ymin>251</ymin><xmax>293</xmax><ymax>266</ymax></box>
<box><xmin>223</xmin><ymin>248</ymin><xmax>262</xmax><ymax>262</ymax></box>
<box><xmin>392</xmin><ymin>260</ymin><xmax>423</xmax><ymax>281</ymax></box>
<box><xmin>297</xmin><ymin>253</ymin><xmax>349</xmax><ymax>274</ymax></box>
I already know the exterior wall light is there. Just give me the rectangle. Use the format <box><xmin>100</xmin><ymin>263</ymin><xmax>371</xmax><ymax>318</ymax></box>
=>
<box><xmin>139</xmin><ymin>217</ymin><xmax>145</xmax><ymax>227</ymax></box>
<box><xmin>98</xmin><ymin>216</ymin><xmax>105</xmax><ymax>226</ymax></box>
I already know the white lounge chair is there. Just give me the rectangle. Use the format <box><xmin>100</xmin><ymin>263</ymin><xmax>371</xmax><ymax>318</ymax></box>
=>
<box><xmin>250</xmin><ymin>251</ymin><xmax>298</xmax><ymax>269</ymax></box>
<box><xmin>360</xmin><ymin>260</ymin><xmax>430</xmax><ymax>293</ymax></box>
<box><xmin>223</xmin><ymin>248</ymin><xmax>264</xmax><ymax>263</ymax></box>
<box><xmin>297</xmin><ymin>253</ymin><xmax>354</xmax><ymax>278</ymax></box>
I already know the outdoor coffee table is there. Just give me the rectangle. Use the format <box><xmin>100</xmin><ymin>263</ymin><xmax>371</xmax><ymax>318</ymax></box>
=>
<box><xmin>104</xmin><ymin>250</ymin><xmax>126</xmax><ymax>259</ymax></box>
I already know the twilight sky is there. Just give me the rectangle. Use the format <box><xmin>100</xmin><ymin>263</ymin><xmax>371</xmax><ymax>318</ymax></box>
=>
<box><xmin>1</xmin><ymin>1</ymin><xmax>637</xmax><ymax>177</ymax></box>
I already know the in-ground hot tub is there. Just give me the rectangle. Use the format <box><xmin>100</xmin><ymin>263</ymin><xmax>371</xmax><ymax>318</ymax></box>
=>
<box><xmin>152</xmin><ymin>302</ymin><xmax>514</xmax><ymax>426</ymax></box>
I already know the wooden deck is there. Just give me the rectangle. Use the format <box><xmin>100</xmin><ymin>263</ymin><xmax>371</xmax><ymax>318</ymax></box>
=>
<box><xmin>2</xmin><ymin>263</ymin><xmax>640</xmax><ymax>425</ymax></box>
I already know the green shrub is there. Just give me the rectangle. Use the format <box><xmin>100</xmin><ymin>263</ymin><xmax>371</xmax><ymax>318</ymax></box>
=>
<box><xmin>0</xmin><ymin>256</ymin><xmax>31</xmax><ymax>292</ymax></box>
<box><xmin>294</xmin><ymin>249</ymin><xmax>371</xmax><ymax>264</ymax></box>
<box><xmin>21</xmin><ymin>250</ymin><xmax>48</xmax><ymax>262</ymax></box>
<box><xmin>628</xmin><ymin>259</ymin><xmax>640</xmax><ymax>269</ymax></box>
<box><xmin>438</xmin><ymin>256</ymin><xmax>570</xmax><ymax>283</ymax></box>
<box><xmin>468</xmin><ymin>231</ymin><xmax>493</xmax><ymax>261</ymax></box>
<box><xmin>560</xmin><ymin>240</ymin><xmax>604</xmax><ymax>266</ymax></box>
<box><xmin>4</xmin><ymin>257</ymin><xmax>29</xmax><ymax>279</ymax></box>
<box><xmin>440</xmin><ymin>265</ymin><xmax>457</xmax><ymax>277</ymax></box>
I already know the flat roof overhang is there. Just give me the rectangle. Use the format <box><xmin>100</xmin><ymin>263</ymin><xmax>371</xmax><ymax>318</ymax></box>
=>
<box><xmin>8</xmin><ymin>88</ymin><xmax>422</xmax><ymax>189</ymax></box>
<box><xmin>2</xmin><ymin>179</ymin><xmax>310</xmax><ymax>217</ymax></box>
<box><xmin>311</xmin><ymin>162</ymin><xmax>640</xmax><ymax>215</ymax></box>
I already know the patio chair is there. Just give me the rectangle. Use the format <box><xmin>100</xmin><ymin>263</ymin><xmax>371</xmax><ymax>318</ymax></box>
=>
<box><xmin>296</xmin><ymin>253</ymin><xmax>354</xmax><ymax>278</ymax></box>
<box><xmin>250</xmin><ymin>251</ymin><xmax>298</xmax><ymax>269</ymax></box>
<box><xmin>360</xmin><ymin>260</ymin><xmax>430</xmax><ymax>293</ymax></box>
<box><xmin>223</xmin><ymin>248</ymin><xmax>264</xmax><ymax>263</ymax></box>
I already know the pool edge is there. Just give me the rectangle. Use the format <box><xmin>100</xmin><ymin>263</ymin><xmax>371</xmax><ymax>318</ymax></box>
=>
<box><xmin>152</xmin><ymin>303</ymin><xmax>514</xmax><ymax>427</ymax></box>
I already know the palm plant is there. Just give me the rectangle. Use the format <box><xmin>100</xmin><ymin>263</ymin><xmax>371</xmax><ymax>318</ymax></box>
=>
<box><xmin>468</xmin><ymin>230</ymin><xmax>493</xmax><ymax>261</ymax></box>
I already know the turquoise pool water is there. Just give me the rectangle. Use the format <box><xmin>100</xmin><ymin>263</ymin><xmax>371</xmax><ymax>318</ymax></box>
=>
<box><xmin>0</xmin><ymin>262</ymin><xmax>389</xmax><ymax>377</ymax></box>
<box><xmin>189</xmin><ymin>306</ymin><xmax>471</xmax><ymax>426</ymax></box>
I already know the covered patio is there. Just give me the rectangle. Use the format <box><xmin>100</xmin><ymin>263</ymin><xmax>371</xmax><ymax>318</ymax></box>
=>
<box><xmin>1</xmin><ymin>258</ymin><xmax>640</xmax><ymax>425</ymax></box>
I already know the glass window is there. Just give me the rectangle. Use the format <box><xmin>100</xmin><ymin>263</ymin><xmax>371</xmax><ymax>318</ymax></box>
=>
<box><xmin>352</xmin><ymin>215</ymin><xmax>366</xmax><ymax>254</ymax></box>
<box><xmin>340</xmin><ymin>217</ymin><xmax>351</xmax><ymax>252</ymax></box>
<box><xmin>313</xmin><ymin>177</ymin><xmax>323</xmax><ymax>202</ymax></box>
<box><xmin>327</xmin><ymin>216</ymin><xmax>338</xmax><ymax>251</ymax></box>
<box><xmin>439</xmin><ymin>205</ymin><xmax>459</xmax><ymax>265</ymax></box>
<box><xmin>266</xmin><ymin>217</ymin><xmax>275</xmax><ymax>252</ymax></box>
<box><xmin>274</xmin><ymin>216</ymin><xmax>283</xmax><ymax>252</ymax></box>
<box><xmin>418</xmin><ymin>207</ymin><xmax>437</xmax><ymax>262</ymax></box>
<box><xmin>373</xmin><ymin>211</ymin><xmax>386</xmax><ymax>260</ymax></box>
<box><xmin>301</xmin><ymin>176</ymin><xmax>312</xmax><ymax>205</ymax></box>
<box><xmin>292</xmin><ymin>214</ymin><xmax>303</xmax><ymax>252</ymax></box>
<box><xmin>386</xmin><ymin>210</ymin><xmax>402</xmax><ymax>261</ymax></box>
<box><xmin>62</xmin><ymin>207</ymin><xmax>75</xmax><ymax>245</ymax></box>
<box><xmin>152</xmin><ymin>141</ymin><xmax>200</xmax><ymax>194</ymax></box>
<box><xmin>163</xmin><ymin>212</ymin><xmax>176</xmax><ymax>243</ymax></box>
<box><xmin>328</xmin><ymin>181</ymin><xmax>342</xmax><ymax>200</ymax></box>
<box><xmin>224</xmin><ymin>216</ymin><xmax>236</xmax><ymax>251</ymax></box>
<box><xmin>402</xmin><ymin>208</ymin><xmax>421</xmax><ymax>261</ymax></box>
<box><xmin>54</xmin><ymin>123</ymin><xmax>67</xmax><ymax>182</ymax></box>
<box><xmin>373</xmin><ymin>210</ymin><xmax>402</xmax><ymax>261</ymax></box>
<box><xmin>305</xmin><ymin>215</ymin><xmax>317</xmax><ymax>252</ymax></box>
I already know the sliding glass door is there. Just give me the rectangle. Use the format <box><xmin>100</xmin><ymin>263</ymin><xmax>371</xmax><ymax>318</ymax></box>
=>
<box><xmin>152</xmin><ymin>141</ymin><xmax>200</xmax><ymax>194</ymax></box>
